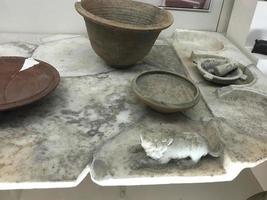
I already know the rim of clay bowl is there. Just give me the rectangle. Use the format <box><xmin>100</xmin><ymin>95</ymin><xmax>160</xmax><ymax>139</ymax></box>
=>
<box><xmin>132</xmin><ymin>70</ymin><xmax>200</xmax><ymax>113</ymax></box>
<box><xmin>0</xmin><ymin>56</ymin><xmax>60</xmax><ymax>111</ymax></box>
<box><xmin>75</xmin><ymin>0</ymin><xmax>173</xmax><ymax>31</ymax></box>
<box><xmin>197</xmin><ymin>58</ymin><xmax>244</xmax><ymax>84</ymax></box>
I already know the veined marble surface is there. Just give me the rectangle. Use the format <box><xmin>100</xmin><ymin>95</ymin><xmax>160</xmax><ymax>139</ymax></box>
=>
<box><xmin>0</xmin><ymin>31</ymin><xmax>267</xmax><ymax>189</ymax></box>
<box><xmin>0</xmin><ymin>33</ymin><xmax>190</xmax><ymax>189</ymax></box>
<box><xmin>90</xmin><ymin>30</ymin><xmax>267</xmax><ymax>186</ymax></box>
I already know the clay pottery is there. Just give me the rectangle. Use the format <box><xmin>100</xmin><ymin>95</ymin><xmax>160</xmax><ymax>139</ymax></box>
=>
<box><xmin>132</xmin><ymin>70</ymin><xmax>200</xmax><ymax>113</ymax></box>
<box><xmin>75</xmin><ymin>0</ymin><xmax>173</xmax><ymax>68</ymax></box>
<box><xmin>0</xmin><ymin>57</ymin><xmax>60</xmax><ymax>111</ymax></box>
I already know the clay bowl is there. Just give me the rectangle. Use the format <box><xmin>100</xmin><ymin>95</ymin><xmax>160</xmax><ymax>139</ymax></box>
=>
<box><xmin>132</xmin><ymin>70</ymin><xmax>200</xmax><ymax>113</ymax></box>
<box><xmin>75</xmin><ymin>0</ymin><xmax>173</xmax><ymax>68</ymax></box>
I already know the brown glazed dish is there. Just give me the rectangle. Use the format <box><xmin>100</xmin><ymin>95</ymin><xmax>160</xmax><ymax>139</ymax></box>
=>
<box><xmin>75</xmin><ymin>0</ymin><xmax>173</xmax><ymax>68</ymax></box>
<box><xmin>0</xmin><ymin>57</ymin><xmax>60</xmax><ymax>111</ymax></box>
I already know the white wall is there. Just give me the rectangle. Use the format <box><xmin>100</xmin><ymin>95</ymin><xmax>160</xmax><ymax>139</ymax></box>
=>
<box><xmin>0</xmin><ymin>0</ymin><xmax>224</xmax><ymax>35</ymax></box>
<box><xmin>227</xmin><ymin>0</ymin><xmax>258</xmax><ymax>48</ymax></box>
<box><xmin>0</xmin><ymin>0</ymin><xmax>84</xmax><ymax>34</ymax></box>
<box><xmin>246</xmin><ymin>1</ymin><xmax>267</xmax><ymax>47</ymax></box>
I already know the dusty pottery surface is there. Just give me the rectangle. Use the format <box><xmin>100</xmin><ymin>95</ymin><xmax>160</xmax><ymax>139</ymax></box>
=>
<box><xmin>75</xmin><ymin>0</ymin><xmax>173</xmax><ymax>67</ymax></box>
<box><xmin>0</xmin><ymin>57</ymin><xmax>60</xmax><ymax>111</ymax></box>
<box><xmin>132</xmin><ymin>70</ymin><xmax>200</xmax><ymax>113</ymax></box>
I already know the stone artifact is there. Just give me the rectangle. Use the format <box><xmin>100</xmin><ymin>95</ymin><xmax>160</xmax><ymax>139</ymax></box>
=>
<box><xmin>0</xmin><ymin>56</ymin><xmax>60</xmax><ymax>111</ymax></box>
<box><xmin>132</xmin><ymin>70</ymin><xmax>200</xmax><ymax>113</ymax></box>
<box><xmin>207</xmin><ymin>62</ymin><xmax>238</xmax><ymax>77</ymax></box>
<box><xmin>131</xmin><ymin>130</ymin><xmax>222</xmax><ymax>169</ymax></box>
<box><xmin>75</xmin><ymin>0</ymin><xmax>173</xmax><ymax>67</ymax></box>
<box><xmin>195</xmin><ymin>57</ymin><xmax>247</xmax><ymax>85</ymax></box>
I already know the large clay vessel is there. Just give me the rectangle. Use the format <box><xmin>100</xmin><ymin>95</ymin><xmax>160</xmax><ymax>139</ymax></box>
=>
<box><xmin>75</xmin><ymin>0</ymin><xmax>173</xmax><ymax>67</ymax></box>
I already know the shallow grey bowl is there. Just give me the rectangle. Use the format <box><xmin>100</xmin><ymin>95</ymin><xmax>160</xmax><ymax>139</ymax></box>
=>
<box><xmin>197</xmin><ymin>58</ymin><xmax>245</xmax><ymax>85</ymax></box>
<box><xmin>132</xmin><ymin>70</ymin><xmax>200</xmax><ymax>113</ymax></box>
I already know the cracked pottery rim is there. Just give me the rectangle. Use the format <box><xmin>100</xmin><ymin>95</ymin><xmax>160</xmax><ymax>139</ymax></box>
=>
<box><xmin>75</xmin><ymin>0</ymin><xmax>174</xmax><ymax>31</ymax></box>
<box><xmin>132</xmin><ymin>70</ymin><xmax>200</xmax><ymax>113</ymax></box>
<box><xmin>0</xmin><ymin>56</ymin><xmax>60</xmax><ymax>111</ymax></box>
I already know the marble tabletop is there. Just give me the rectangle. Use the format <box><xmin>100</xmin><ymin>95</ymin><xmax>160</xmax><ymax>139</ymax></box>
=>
<box><xmin>0</xmin><ymin>31</ymin><xmax>266</xmax><ymax>189</ymax></box>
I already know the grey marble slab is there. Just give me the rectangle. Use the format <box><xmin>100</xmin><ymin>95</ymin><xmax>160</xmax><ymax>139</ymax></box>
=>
<box><xmin>90</xmin><ymin>30</ymin><xmax>267</xmax><ymax>186</ymax></box>
<box><xmin>0</xmin><ymin>33</ymin><xmax>193</xmax><ymax>189</ymax></box>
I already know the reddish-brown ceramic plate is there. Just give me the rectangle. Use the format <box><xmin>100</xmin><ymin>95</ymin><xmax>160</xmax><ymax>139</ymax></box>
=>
<box><xmin>0</xmin><ymin>57</ymin><xmax>60</xmax><ymax>111</ymax></box>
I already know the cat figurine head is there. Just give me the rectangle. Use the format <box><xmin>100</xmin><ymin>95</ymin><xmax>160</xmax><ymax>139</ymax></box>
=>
<box><xmin>140</xmin><ymin>131</ymin><xmax>173</xmax><ymax>160</ymax></box>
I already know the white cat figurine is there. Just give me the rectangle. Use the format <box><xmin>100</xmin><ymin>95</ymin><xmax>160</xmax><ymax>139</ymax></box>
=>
<box><xmin>131</xmin><ymin>130</ymin><xmax>223</xmax><ymax>169</ymax></box>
